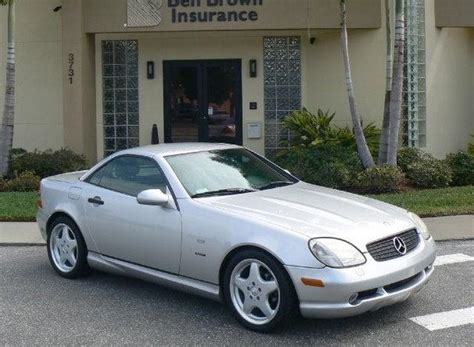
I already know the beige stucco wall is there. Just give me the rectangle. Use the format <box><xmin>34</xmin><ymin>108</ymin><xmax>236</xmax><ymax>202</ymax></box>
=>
<box><xmin>94</xmin><ymin>25</ymin><xmax>388</xmax><ymax>160</ymax></box>
<box><xmin>435</xmin><ymin>0</ymin><xmax>474</xmax><ymax>27</ymax></box>
<box><xmin>1</xmin><ymin>0</ymin><xmax>472</xmax><ymax>163</ymax></box>
<box><xmin>0</xmin><ymin>0</ymin><xmax>64</xmax><ymax>152</ymax></box>
<box><xmin>425</xmin><ymin>0</ymin><xmax>474</xmax><ymax>158</ymax></box>
<box><xmin>61</xmin><ymin>0</ymin><xmax>97</xmax><ymax>162</ymax></box>
<box><xmin>302</xmin><ymin>28</ymin><xmax>385</xmax><ymax>129</ymax></box>
<box><xmin>95</xmin><ymin>31</ymin><xmax>266</xmax><ymax>159</ymax></box>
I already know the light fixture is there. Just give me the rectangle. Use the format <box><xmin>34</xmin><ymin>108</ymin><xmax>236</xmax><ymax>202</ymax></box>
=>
<box><xmin>147</xmin><ymin>61</ymin><xmax>155</xmax><ymax>80</ymax></box>
<box><xmin>249</xmin><ymin>59</ymin><xmax>257</xmax><ymax>78</ymax></box>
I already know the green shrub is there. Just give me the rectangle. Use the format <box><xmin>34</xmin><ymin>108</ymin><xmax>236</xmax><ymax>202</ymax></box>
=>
<box><xmin>282</xmin><ymin>108</ymin><xmax>380</xmax><ymax>154</ymax></box>
<box><xmin>354</xmin><ymin>165</ymin><xmax>404</xmax><ymax>194</ymax></box>
<box><xmin>468</xmin><ymin>135</ymin><xmax>474</xmax><ymax>155</ymax></box>
<box><xmin>398</xmin><ymin>147</ymin><xmax>452</xmax><ymax>188</ymax></box>
<box><xmin>445</xmin><ymin>151</ymin><xmax>474</xmax><ymax>186</ymax></box>
<box><xmin>397</xmin><ymin>147</ymin><xmax>424</xmax><ymax>173</ymax></box>
<box><xmin>275</xmin><ymin>143</ymin><xmax>363</xmax><ymax>189</ymax></box>
<box><xmin>10</xmin><ymin>148</ymin><xmax>87</xmax><ymax>178</ymax></box>
<box><xmin>3</xmin><ymin>171</ymin><xmax>40</xmax><ymax>192</ymax></box>
<box><xmin>405</xmin><ymin>160</ymin><xmax>452</xmax><ymax>188</ymax></box>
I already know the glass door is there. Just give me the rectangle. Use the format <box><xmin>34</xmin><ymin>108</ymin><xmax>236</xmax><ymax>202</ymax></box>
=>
<box><xmin>164</xmin><ymin>60</ymin><xmax>242</xmax><ymax>145</ymax></box>
<box><xmin>203</xmin><ymin>61</ymin><xmax>242</xmax><ymax>144</ymax></box>
<box><xmin>163</xmin><ymin>61</ymin><xmax>202</xmax><ymax>143</ymax></box>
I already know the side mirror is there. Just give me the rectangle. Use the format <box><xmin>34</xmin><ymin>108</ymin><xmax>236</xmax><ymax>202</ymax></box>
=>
<box><xmin>137</xmin><ymin>189</ymin><xmax>169</xmax><ymax>206</ymax></box>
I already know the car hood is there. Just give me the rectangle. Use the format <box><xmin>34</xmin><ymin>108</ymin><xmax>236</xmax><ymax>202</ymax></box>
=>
<box><xmin>198</xmin><ymin>182</ymin><xmax>416</xmax><ymax>252</ymax></box>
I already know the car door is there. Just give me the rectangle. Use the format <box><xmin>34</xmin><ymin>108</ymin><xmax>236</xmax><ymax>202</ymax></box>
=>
<box><xmin>82</xmin><ymin>155</ymin><xmax>182</xmax><ymax>274</ymax></box>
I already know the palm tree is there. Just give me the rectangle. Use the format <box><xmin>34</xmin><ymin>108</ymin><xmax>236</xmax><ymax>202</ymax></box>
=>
<box><xmin>378</xmin><ymin>0</ymin><xmax>393</xmax><ymax>164</ymax></box>
<box><xmin>0</xmin><ymin>0</ymin><xmax>15</xmax><ymax>176</ymax></box>
<box><xmin>339</xmin><ymin>0</ymin><xmax>375</xmax><ymax>168</ymax></box>
<box><xmin>386</xmin><ymin>0</ymin><xmax>405</xmax><ymax>165</ymax></box>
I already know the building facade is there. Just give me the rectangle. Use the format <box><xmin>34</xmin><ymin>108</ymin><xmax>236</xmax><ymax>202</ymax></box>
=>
<box><xmin>0</xmin><ymin>0</ymin><xmax>473</xmax><ymax>163</ymax></box>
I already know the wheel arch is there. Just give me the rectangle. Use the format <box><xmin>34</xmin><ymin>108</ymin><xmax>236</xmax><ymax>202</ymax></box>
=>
<box><xmin>46</xmin><ymin>211</ymin><xmax>80</xmax><ymax>235</ymax></box>
<box><xmin>218</xmin><ymin>245</ymin><xmax>297</xmax><ymax>300</ymax></box>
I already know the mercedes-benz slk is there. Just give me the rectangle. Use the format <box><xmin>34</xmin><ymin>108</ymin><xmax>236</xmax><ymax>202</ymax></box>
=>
<box><xmin>37</xmin><ymin>143</ymin><xmax>436</xmax><ymax>331</ymax></box>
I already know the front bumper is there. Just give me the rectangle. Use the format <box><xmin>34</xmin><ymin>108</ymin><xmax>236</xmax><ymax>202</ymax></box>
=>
<box><xmin>285</xmin><ymin>236</ymin><xmax>436</xmax><ymax>319</ymax></box>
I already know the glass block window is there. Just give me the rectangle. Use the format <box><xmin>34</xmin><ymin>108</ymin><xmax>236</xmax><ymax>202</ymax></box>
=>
<box><xmin>403</xmin><ymin>0</ymin><xmax>426</xmax><ymax>148</ymax></box>
<box><xmin>263</xmin><ymin>37</ymin><xmax>302</xmax><ymax>157</ymax></box>
<box><xmin>102</xmin><ymin>40</ymin><xmax>139</xmax><ymax>157</ymax></box>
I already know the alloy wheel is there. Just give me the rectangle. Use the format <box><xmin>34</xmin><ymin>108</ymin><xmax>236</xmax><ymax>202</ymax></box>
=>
<box><xmin>49</xmin><ymin>223</ymin><xmax>78</xmax><ymax>272</ymax></box>
<box><xmin>229</xmin><ymin>258</ymin><xmax>280</xmax><ymax>325</ymax></box>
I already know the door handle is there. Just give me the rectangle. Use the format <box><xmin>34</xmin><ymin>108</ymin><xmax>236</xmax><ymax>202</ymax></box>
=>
<box><xmin>88</xmin><ymin>196</ymin><xmax>104</xmax><ymax>205</ymax></box>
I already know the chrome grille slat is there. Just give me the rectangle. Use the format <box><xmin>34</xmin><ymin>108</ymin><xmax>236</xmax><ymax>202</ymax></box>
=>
<box><xmin>367</xmin><ymin>229</ymin><xmax>419</xmax><ymax>261</ymax></box>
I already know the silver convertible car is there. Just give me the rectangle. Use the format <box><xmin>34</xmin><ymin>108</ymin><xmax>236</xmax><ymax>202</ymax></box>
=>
<box><xmin>37</xmin><ymin>143</ymin><xmax>436</xmax><ymax>331</ymax></box>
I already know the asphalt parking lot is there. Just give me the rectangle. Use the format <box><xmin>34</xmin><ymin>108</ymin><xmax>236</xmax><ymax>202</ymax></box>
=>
<box><xmin>0</xmin><ymin>240</ymin><xmax>473</xmax><ymax>346</ymax></box>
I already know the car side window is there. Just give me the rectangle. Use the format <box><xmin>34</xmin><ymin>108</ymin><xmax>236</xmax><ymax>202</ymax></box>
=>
<box><xmin>86</xmin><ymin>156</ymin><xmax>167</xmax><ymax>196</ymax></box>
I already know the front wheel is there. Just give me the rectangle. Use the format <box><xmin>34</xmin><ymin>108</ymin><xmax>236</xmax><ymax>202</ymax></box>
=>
<box><xmin>47</xmin><ymin>216</ymin><xmax>89</xmax><ymax>278</ymax></box>
<box><xmin>223</xmin><ymin>250</ymin><xmax>298</xmax><ymax>332</ymax></box>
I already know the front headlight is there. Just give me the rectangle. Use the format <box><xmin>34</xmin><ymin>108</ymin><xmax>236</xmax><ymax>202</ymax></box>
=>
<box><xmin>409</xmin><ymin>212</ymin><xmax>431</xmax><ymax>240</ymax></box>
<box><xmin>308</xmin><ymin>238</ymin><xmax>366</xmax><ymax>268</ymax></box>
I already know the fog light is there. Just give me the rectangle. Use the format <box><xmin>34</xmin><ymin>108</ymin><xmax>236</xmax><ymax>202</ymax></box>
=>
<box><xmin>349</xmin><ymin>293</ymin><xmax>358</xmax><ymax>305</ymax></box>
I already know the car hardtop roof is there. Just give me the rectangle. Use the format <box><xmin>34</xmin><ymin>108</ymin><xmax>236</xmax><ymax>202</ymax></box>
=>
<box><xmin>121</xmin><ymin>142</ymin><xmax>242</xmax><ymax>157</ymax></box>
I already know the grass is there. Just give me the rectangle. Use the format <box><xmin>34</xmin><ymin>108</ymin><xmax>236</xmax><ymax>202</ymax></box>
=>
<box><xmin>0</xmin><ymin>186</ymin><xmax>472</xmax><ymax>222</ymax></box>
<box><xmin>0</xmin><ymin>192</ymin><xmax>37</xmax><ymax>222</ymax></box>
<box><xmin>368</xmin><ymin>185</ymin><xmax>474</xmax><ymax>217</ymax></box>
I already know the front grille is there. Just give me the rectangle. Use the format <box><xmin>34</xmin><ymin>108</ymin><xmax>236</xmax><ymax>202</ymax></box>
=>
<box><xmin>367</xmin><ymin>229</ymin><xmax>419</xmax><ymax>261</ymax></box>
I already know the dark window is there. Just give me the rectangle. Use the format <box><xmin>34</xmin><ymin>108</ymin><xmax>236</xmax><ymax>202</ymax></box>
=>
<box><xmin>87</xmin><ymin>156</ymin><xmax>166</xmax><ymax>196</ymax></box>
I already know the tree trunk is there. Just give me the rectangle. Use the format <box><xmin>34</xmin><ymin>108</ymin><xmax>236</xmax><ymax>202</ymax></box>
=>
<box><xmin>386</xmin><ymin>0</ymin><xmax>405</xmax><ymax>166</ymax></box>
<box><xmin>0</xmin><ymin>0</ymin><xmax>15</xmax><ymax>176</ymax></box>
<box><xmin>339</xmin><ymin>0</ymin><xmax>374</xmax><ymax>168</ymax></box>
<box><xmin>378</xmin><ymin>0</ymin><xmax>393</xmax><ymax>164</ymax></box>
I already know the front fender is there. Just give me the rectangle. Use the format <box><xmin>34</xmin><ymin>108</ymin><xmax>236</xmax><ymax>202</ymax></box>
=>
<box><xmin>178</xmin><ymin>200</ymin><xmax>324</xmax><ymax>285</ymax></box>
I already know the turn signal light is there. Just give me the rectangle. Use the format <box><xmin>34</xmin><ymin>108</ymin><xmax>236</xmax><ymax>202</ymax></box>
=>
<box><xmin>301</xmin><ymin>277</ymin><xmax>325</xmax><ymax>287</ymax></box>
<box><xmin>37</xmin><ymin>191</ymin><xmax>43</xmax><ymax>209</ymax></box>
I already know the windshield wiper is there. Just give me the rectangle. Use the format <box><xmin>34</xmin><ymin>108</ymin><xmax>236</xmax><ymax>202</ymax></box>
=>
<box><xmin>191</xmin><ymin>188</ymin><xmax>257</xmax><ymax>198</ymax></box>
<box><xmin>257</xmin><ymin>180</ymin><xmax>295</xmax><ymax>190</ymax></box>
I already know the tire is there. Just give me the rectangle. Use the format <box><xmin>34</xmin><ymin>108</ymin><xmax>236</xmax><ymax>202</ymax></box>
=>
<box><xmin>223</xmin><ymin>249</ymin><xmax>298</xmax><ymax>332</ymax></box>
<box><xmin>47</xmin><ymin>216</ymin><xmax>89</xmax><ymax>279</ymax></box>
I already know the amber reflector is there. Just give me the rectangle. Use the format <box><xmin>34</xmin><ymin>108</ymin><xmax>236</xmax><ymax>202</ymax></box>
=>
<box><xmin>36</xmin><ymin>191</ymin><xmax>42</xmax><ymax>208</ymax></box>
<box><xmin>301</xmin><ymin>278</ymin><xmax>325</xmax><ymax>287</ymax></box>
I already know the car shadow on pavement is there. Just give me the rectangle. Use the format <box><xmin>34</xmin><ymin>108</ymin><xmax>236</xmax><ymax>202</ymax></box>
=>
<box><xmin>82</xmin><ymin>267</ymin><xmax>416</xmax><ymax>337</ymax></box>
<box><xmin>6</xmin><ymin>247</ymin><xmax>418</xmax><ymax>341</ymax></box>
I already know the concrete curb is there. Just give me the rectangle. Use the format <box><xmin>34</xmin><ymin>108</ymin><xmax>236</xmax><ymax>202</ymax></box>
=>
<box><xmin>0</xmin><ymin>222</ymin><xmax>45</xmax><ymax>246</ymax></box>
<box><xmin>0</xmin><ymin>215</ymin><xmax>472</xmax><ymax>246</ymax></box>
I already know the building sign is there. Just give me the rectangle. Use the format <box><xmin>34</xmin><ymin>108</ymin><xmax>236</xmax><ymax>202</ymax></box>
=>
<box><xmin>169</xmin><ymin>0</ymin><xmax>263</xmax><ymax>23</ymax></box>
<box><xmin>127</xmin><ymin>0</ymin><xmax>264</xmax><ymax>27</ymax></box>
<box><xmin>91</xmin><ymin>0</ymin><xmax>380</xmax><ymax>33</ymax></box>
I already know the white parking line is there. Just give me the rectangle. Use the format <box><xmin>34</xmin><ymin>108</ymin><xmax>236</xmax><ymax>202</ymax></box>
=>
<box><xmin>433</xmin><ymin>253</ymin><xmax>474</xmax><ymax>267</ymax></box>
<box><xmin>409</xmin><ymin>307</ymin><xmax>474</xmax><ymax>331</ymax></box>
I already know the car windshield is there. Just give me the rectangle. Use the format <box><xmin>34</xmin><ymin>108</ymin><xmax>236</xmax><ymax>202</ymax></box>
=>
<box><xmin>165</xmin><ymin>148</ymin><xmax>297</xmax><ymax>198</ymax></box>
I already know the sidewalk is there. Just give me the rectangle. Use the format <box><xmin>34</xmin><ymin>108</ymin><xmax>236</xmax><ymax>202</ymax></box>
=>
<box><xmin>0</xmin><ymin>222</ymin><xmax>45</xmax><ymax>245</ymax></box>
<box><xmin>0</xmin><ymin>215</ymin><xmax>472</xmax><ymax>245</ymax></box>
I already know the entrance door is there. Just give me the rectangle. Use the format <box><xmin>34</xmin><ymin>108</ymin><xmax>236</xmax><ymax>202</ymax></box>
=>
<box><xmin>163</xmin><ymin>60</ymin><xmax>242</xmax><ymax>145</ymax></box>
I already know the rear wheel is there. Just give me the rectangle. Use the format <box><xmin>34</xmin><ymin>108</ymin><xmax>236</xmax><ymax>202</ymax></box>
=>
<box><xmin>47</xmin><ymin>216</ymin><xmax>89</xmax><ymax>278</ymax></box>
<box><xmin>223</xmin><ymin>249</ymin><xmax>298</xmax><ymax>332</ymax></box>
